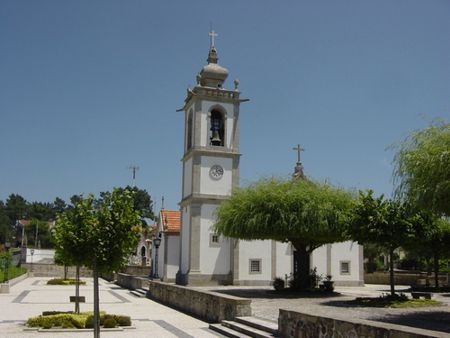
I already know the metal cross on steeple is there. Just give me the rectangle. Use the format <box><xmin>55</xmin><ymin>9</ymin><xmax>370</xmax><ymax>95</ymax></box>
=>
<box><xmin>209</xmin><ymin>30</ymin><xmax>218</xmax><ymax>48</ymax></box>
<box><xmin>293</xmin><ymin>144</ymin><xmax>305</xmax><ymax>164</ymax></box>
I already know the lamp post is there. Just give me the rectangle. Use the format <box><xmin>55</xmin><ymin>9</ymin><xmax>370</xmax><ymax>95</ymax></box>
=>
<box><xmin>152</xmin><ymin>236</ymin><xmax>161</xmax><ymax>279</ymax></box>
<box><xmin>30</xmin><ymin>249</ymin><xmax>34</xmax><ymax>273</ymax></box>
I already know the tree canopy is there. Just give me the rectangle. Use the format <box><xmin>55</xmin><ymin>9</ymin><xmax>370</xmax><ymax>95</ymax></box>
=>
<box><xmin>393</xmin><ymin>120</ymin><xmax>450</xmax><ymax>216</ymax></box>
<box><xmin>348</xmin><ymin>190</ymin><xmax>426</xmax><ymax>295</ymax></box>
<box><xmin>214</xmin><ymin>177</ymin><xmax>355</xmax><ymax>289</ymax></box>
<box><xmin>215</xmin><ymin>178</ymin><xmax>354</xmax><ymax>245</ymax></box>
<box><xmin>53</xmin><ymin>188</ymin><xmax>141</xmax><ymax>337</ymax></box>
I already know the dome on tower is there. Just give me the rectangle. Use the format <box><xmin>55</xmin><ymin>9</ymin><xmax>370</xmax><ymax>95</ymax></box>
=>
<box><xmin>198</xmin><ymin>43</ymin><xmax>229</xmax><ymax>88</ymax></box>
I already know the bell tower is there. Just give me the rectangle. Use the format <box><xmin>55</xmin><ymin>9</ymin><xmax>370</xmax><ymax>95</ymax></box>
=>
<box><xmin>176</xmin><ymin>31</ymin><xmax>248</xmax><ymax>285</ymax></box>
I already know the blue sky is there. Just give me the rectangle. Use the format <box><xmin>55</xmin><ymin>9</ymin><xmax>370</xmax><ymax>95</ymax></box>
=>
<box><xmin>1</xmin><ymin>1</ymin><xmax>449</xmax><ymax>211</ymax></box>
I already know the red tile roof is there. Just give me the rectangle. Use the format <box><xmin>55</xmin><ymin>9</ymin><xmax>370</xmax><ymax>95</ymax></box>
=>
<box><xmin>160</xmin><ymin>210</ymin><xmax>181</xmax><ymax>234</ymax></box>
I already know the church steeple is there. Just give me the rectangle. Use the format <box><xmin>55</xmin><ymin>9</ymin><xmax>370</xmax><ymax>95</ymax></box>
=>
<box><xmin>197</xmin><ymin>30</ymin><xmax>229</xmax><ymax>88</ymax></box>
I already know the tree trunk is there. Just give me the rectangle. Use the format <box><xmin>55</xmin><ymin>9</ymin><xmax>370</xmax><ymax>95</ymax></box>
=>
<box><xmin>389</xmin><ymin>247</ymin><xmax>395</xmax><ymax>296</ymax></box>
<box><xmin>292</xmin><ymin>242</ymin><xmax>311</xmax><ymax>290</ymax></box>
<box><xmin>93</xmin><ymin>259</ymin><xmax>100</xmax><ymax>338</ymax></box>
<box><xmin>75</xmin><ymin>265</ymin><xmax>80</xmax><ymax>313</ymax></box>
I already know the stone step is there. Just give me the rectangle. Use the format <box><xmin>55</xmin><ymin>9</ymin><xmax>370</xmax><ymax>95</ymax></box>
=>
<box><xmin>209</xmin><ymin>316</ymin><xmax>278</xmax><ymax>338</ymax></box>
<box><xmin>130</xmin><ymin>288</ymin><xmax>147</xmax><ymax>298</ymax></box>
<box><xmin>235</xmin><ymin>316</ymin><xmax>278</xmax><ymax>335</ymax></box>
<box><xmin>209</xmin><ymin>323</ymin><xmax>253</xmax><ymax>338</ymax></box>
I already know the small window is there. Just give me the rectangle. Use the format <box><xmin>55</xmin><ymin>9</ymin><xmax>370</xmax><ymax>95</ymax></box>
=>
<box><xmin>249</xmin><ymin>259</ymin><xmax>261</xmax><ymax>274</ymax></box>
<box><xmin>340</xmin><ymin>261</ymin><xmax>350</xmax><ymax>275</ymax></box>
<box><xmin>209</xmin><ymin>233</ymin><xmax>220</xmax><ymax>247</ymax></box>
<box><xmin>186</xmin><ymin>112</ymin><xmax>193</xmax><ymax>150</ymax></box>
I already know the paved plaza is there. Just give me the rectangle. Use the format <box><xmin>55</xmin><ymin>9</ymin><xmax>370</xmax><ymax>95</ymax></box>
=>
<box><xmin>1</xmin><ymin>276</ymin><xmax>450</xmax><ymax>337</ymax></box>
<box><xmin>0</xmin><ymin>276</ymin><xmax>224</xmax><ymax>338</ymax></box>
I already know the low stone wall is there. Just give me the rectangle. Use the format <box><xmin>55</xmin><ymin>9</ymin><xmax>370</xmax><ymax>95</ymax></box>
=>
<box><xmin>21</xmin><ymin>263</ymin><xmax>93</xmax><ymax>278</ymax></box>
<box><xmin>116</xmin><ymin>273</ymin><xmax>149</xmax><ymax>290</ymax></box>
<box><xmin>279</xmin><ymin>309</ymin><xmax>448</xmax><ymax>338</ymax></box>
<box><xmin>147</xmin><ymin>280</ymin><xmax>252</xmax><ymax>323</ymax></box>
<box><xmin>365</xmin><ymin>271</ymin><xmax>449</xmax><ymax>286</ymax></box>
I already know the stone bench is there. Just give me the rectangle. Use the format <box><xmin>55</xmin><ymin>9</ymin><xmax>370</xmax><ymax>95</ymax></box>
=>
<box><xmin>411</xmin><ymin>292</ymin><xmax>432</xmax><ymax>299</ymax></box>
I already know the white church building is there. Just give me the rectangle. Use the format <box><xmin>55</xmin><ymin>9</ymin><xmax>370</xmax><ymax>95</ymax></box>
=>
<box><xmin>156</xmin><ymin>32</ymin><xmax>363</xmax><ymax>287</ymax></box>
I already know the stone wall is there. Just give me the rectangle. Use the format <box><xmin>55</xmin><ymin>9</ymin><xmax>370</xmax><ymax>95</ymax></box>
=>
<box><xmin>22</xmin><ymin>263</ymin><xmax>93</xmax><ymax>278</ymax></box>
<box><xmin>365</xmin><ymin>271</ymin><xmax>449</xmax><ymax>286</ymax></box>
<box><xmin>146</xmin><ymin>280</ymin><xmax>251</xmax><ymax>323</ymax></box>
<box><xmin>116</xmin><ymin>273</ymin><xmax>149</xmax><ymax>290</ymax></box>
<box><xmin>278</xmin><ymin>309</ymin><xmax>448</xmax><ymax>338</ymax></box>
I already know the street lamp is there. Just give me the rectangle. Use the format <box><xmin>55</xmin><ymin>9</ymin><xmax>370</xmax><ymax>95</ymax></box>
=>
<box><xmin>152</xmin><ymin>236</ymin><xmax>161</xmax><ymax>279</ymax></box>
<box><xmin>30</xmin><ymin>249</ymin><xmax>34</xmax><ymax>272</ymax></box>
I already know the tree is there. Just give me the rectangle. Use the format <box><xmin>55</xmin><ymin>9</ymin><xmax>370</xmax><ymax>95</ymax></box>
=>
<box><xmin>404</xmin><ymin>214</ymin><xmax>450</xmax><ymax>288</ymax></box>
<box><xmin>54</xmin><ymin>188</ymin><xmax>141</xmax><ymax>337</ymax></box>
<box><xmin>4</xmin><ymin>194</ymin><xmax>28</xmax><ymax>222</ymax></box>
<box><xmin>349</xmin><ymin>190</ymin><xmax>422</xmax><ymax>295</ymax></box>
<box><xmin>98</xmin><ymin>186</ymin><xmax>154</xmax><ymax>221</ymax></box>
<box><xmin>393</xmin><ymin>120</ymin><xmax>450</xmax><ymax>216</ymax></box>
<box><xmin>0</xmin><ymin>202</ymin><xmax>14</xmax><ymax>245</ymax></box>
<box><xmin>214</xmin><ymin>178</ymin><xmax>355</xmax><ymax>290</ymax></box>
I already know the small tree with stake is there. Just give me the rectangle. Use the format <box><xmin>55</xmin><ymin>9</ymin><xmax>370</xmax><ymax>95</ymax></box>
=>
<box><xmin>54</xmin><ymin>188</ymin><xmax>141</xmax><ymax>338</ymax></box>
<box><xmin>349</xmin><ymin>190</ymin><xmax>423</xmax><ymax>296</ymax></box>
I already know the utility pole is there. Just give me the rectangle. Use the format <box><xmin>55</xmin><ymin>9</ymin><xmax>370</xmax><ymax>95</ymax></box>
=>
<box><xmin>128</xmin><ymin>165</ymin><xmax>139</xmax><ymax>187</ymax></box>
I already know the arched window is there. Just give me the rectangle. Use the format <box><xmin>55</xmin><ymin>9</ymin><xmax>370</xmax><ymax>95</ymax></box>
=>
<box><xmin>209</xmin><ymin>110</ymin><xmax>224</xmax><ymax>146</ymax></box>
<box><xmin>187</xmin><ymin>111</ymin><xmax>193</xmax><ymax>150</ymax></box>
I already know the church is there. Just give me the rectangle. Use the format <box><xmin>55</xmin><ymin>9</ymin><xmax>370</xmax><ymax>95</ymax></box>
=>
<box><xmin>156</xmin><ymin>31</ymin><xmax>363</xmax><ymax>287</ymax></box>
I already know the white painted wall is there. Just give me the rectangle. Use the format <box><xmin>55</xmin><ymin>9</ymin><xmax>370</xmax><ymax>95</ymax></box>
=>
<box><xmin>199</xmin><ymin>203</ymin><xmax>230</xmax><ymax>274</ymax></box>
<box><xmin>183</xmin><ymin>157</ymin><xmax>193</xmax><ymax>198</ymax></box>
<box><xmin>164</xmin><ymin>235</ymin><xmax>180</xmax><ymax>280</ymax></box>
<box><xmin>238</xmin><ymin>240</ymin><xmax>272</xmax><ymax>281</ymax></box>
<box><xmin>200</xmin><ymin>156</ymin><xmax>233</xmax><ymax>196</ymax></box>
<box><xmin>330</xmin><ymin>241</ymin><xmax>362</xmax><ymax>283</ymax></box>
<box><xmin>180</xmin><ymin>207</ymin><xmax>191</xmax><ymax>274</ymax></box>
<box><xmin>275</xmin><ymin>242</ymin><xmax>293</xmax><ymax>278</ymax></box>
<box><xmin>310</xmin><ymin>241</ymin><xmax>363</xmax><ymax>283</ymax></box>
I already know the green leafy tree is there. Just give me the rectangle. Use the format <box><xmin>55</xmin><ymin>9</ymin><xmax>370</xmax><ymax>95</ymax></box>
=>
<box><xmin>4</xmin><ymin>194</ymin><xmax>28</xmax><ymax>221</ymax></box>
<box><xmin>214</xmin><ymin>178</ymin><xmax>355</xmax><ymax>290</ymax></box>
<box><xmin>54</xmin><ymin>188</ymin><xmax>141</xmax><ymax>337</ymax></box>
<box><xmin>99</xmin><ymin>186</ymin><xmax>154</xmax><ymax>221</ymax></box>
<box><xmin>52</xmin><ymin>197</ymin><xmax>67</xmax><ymax>215</ymax></box>
<box><xmin>393</xmin><ymin>120</ymin><xmax>450</xmax><ymax>216</ymax></box>
<box><xmin>0</xmin><ymin>202</ymin><xmax>14</xmax><ymax>245</ymax></box>
<box><xmin>349</xmin><ymin>190</ymin><xmax>423</xmax><ymax>295</ymax></box>
<box><xmin>28</xmin><ymin>201</ymin><xmax>55</xmax><ymax>221</ymax></box>
<box><xmin>404</xmin><ymin>214</ymin><xmax>450</xmax><ymax>288</ymax></box>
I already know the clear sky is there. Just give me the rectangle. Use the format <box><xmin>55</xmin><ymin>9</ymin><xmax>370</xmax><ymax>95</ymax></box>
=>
<box><xmin>1</xmin><ymin>1</ymin><xmax>449</xmax><ymax>211</ymax></box>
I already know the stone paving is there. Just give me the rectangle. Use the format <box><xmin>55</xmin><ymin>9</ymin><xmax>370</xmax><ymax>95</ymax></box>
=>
<box><xmin>0</xmin><ymin>276</ymin><xmax>224</xmax><ymax>338</ymax></box>
<box><xmin>205</xmin><ymin>284</ymin><xmax>450</xmax><ymax>335</ymax></box>
<box><xmin>2</xmin><ymin>277</ymin><xmax>450</xmax><ymax>337</ymax></box>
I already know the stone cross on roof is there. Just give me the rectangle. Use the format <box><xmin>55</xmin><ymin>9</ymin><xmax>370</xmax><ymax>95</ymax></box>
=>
<box><xmin>293</xmin><ymin>144</ymin><xmax>305</xmax><ymax>164</ymax></box>
<box><xmin>209</xmin><ymin>30</ymin><xmax>218</xmax><ymax>48</ymax></box>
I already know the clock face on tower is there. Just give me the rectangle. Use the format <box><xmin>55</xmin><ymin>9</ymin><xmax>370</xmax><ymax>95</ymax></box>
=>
<box><xmin>209</xmin><ymin>164</ymin><xmax>224</xmax><ymax>180</ymax></box>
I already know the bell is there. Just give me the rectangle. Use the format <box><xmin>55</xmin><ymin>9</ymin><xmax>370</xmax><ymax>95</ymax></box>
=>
<box><xmin>210</xmin><ymin>131</ymin><xmax>221</xmax><ymax>145</ymax></box>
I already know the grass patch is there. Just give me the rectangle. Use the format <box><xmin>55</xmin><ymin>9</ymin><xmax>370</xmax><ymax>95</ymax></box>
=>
<box><xmin>350</xmin><ymin>293</ymin><xmax>441</xmax><ymax>308</ymax></box>
<box><xmin>0</xmin><ymin>266</ymin><xmax>27</xmax><ymax>282</ymax></box>
<box><xmin>47</xmin><ymin>278</ymin><xmax>86</xmax><ymax>285</ymax></box>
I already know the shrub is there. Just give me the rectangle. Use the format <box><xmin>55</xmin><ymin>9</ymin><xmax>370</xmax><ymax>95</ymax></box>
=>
<box><xmin>103</xmin><ymin>317</ymin><xmax>117</xmax><ymax>328</ymax></box>
<box><xmin>47</xmin><ymin>278</ymin><xmax>86</xmax><ymax>285</ymax></box>
<box><xmin>62</xmin><ymin>319</ymin><xmax>74</xmax><ymax>328</ymax></box>
<box><xmin>115</xmin><ymin>315</ymin><xmax>131</xmax><ymax>326</ymax></box>
<box><xmin>272</xmin><ymin>277</ymin><xmax>285</xmax><ymax>291</ymax></box>
<box><xmin>85</xmin><ymin>315</ymin><xmax>94</xmax><ymax>328</ymax></box>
